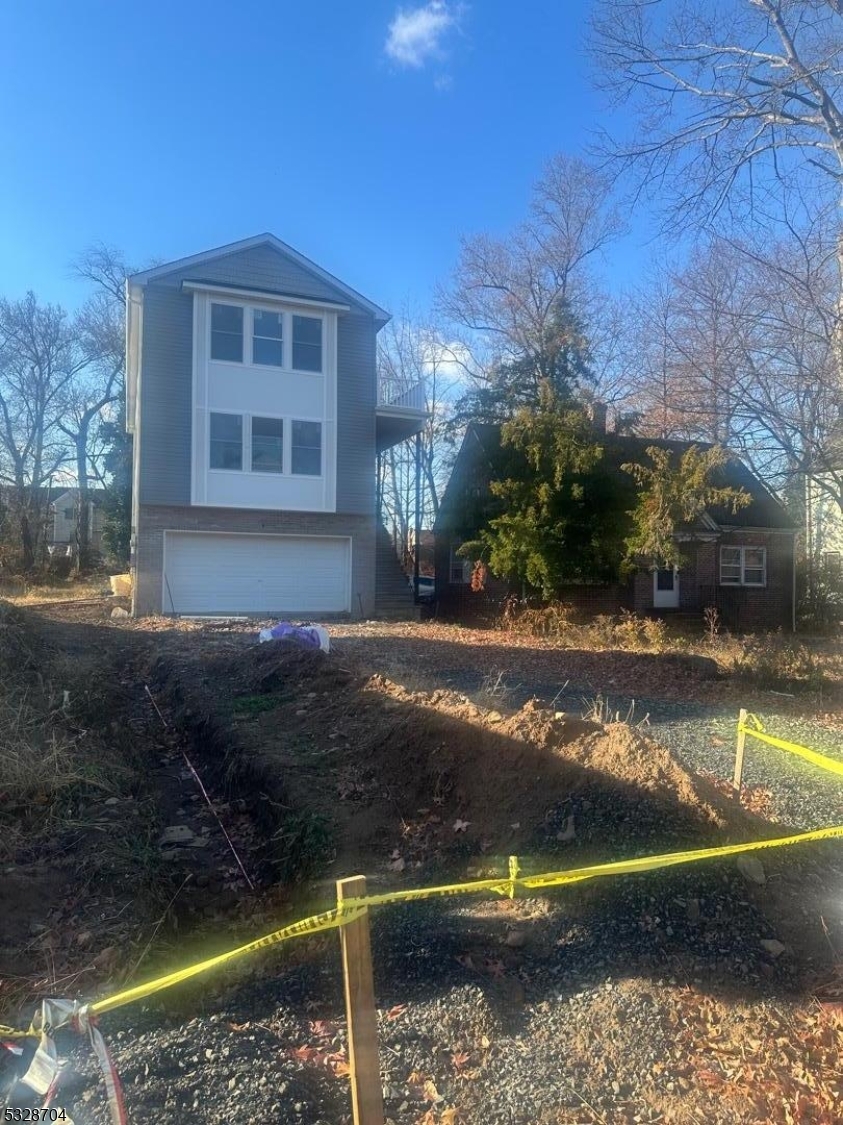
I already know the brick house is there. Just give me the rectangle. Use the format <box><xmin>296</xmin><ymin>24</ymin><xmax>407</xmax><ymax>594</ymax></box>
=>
<box><xmin>434</xmin><ymin>422</ymin><xmax>798</xmax><ymax>631</ymax></box>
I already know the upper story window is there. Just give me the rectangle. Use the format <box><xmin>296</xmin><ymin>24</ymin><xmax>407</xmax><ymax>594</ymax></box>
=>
<box><xmin>292</xmin><ymin>316</ymin><xmax>322</xmax><ymax>372</ymax></box>
<box><xmin>208</xmin><ymin>302</ymin><xmax>323</xmax><ymax>372</ymax></box>
<box><xmin>252</xmin><ymin>310</ymin><xmax>284</xmax><ymax>367</ymax></box>
<box><xmin>210</xmin><ymin>304</ymin><xmax>243</xmax><ymax>362</ymax></box>
<box><xmin>210</xmin><ymin>412</ymin><xmax>243</xmax><ymax>470</ymax></box>
<box><xmin>720</xmin><ymin>545</ymin><xmax>766</xmax><ymax>587</ymax></box>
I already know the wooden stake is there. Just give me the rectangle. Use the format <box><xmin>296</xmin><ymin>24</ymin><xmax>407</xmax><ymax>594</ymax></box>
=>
<box><xmin>733</xmin><ymin>708</ymin><xmax>748</xmax><ymax>796</ymax></box>
<box><xmin>337</xmin><ymin>875</ymin><xmax>384</xmax><ymax>1125</ymax></box>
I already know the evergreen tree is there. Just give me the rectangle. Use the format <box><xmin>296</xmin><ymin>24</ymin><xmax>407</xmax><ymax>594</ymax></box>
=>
<box><xmin>452</xmin><ymin>299</ymin><xmax>593</xmax><ymax>427</ymax></box>
<box><xmin>461</xmin><ymin>386</ymin><xmax>627</xmax><ymax>597</ymax></box>
<box><xmin>622</xmin><ymin>445</ymin><xmax>750</xmax><ymax>570</ymax></box>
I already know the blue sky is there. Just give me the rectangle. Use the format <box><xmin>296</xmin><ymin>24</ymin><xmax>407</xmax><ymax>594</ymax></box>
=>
<box><xmin>0</xmin><ymin>1</ymin><xmax>649</xmax><ymax>312</ymax></box>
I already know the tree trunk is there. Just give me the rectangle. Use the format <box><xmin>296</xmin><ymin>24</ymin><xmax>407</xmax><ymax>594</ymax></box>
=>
<box><xmin>74</xmin><ymin>421</ymin><xmax>91</xmax><ymax>575</ymax></box>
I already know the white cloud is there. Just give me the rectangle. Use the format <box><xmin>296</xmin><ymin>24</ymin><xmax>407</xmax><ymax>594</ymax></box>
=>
<box><xmin>385</xmin><ymin>1</ymin><xmax>457</xmax><ymax>69</ymax></box>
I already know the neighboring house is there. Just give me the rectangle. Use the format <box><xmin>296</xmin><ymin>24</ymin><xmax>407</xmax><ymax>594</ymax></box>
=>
<box><xmin>435</xmin><ymin>422</ymin><xmax>798</xmax><ymax>631</ymax></box>
<box><xmin>48</xmin><ymin>489</ymin><xmax>105</xmax><ymax>555</ymax></box>
<box><xmin>125</xmin><ymin>234</ymin><xmax>426</xmax><ymax>617</ymax></box>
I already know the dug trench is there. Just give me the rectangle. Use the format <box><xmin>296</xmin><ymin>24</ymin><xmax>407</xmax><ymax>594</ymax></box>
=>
<box><xmin>2</xmin><ymin>610</ymin><xmax>842</xmax><ymax>1124</ymax></box>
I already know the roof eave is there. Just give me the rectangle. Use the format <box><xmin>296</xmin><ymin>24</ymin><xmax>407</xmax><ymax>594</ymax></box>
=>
<box><xmin>128</xmin><ymin>233</ymin><xmax>390</xmax><ymax>323</ymax></box>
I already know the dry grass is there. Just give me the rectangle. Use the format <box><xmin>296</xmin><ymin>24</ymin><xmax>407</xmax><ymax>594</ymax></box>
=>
<box><xmin>500</xmin><ymin>602</ymin><xmax>842</xmax><ymax>695</ymax></box>
<box><xmin>503</xmin><ymin>604</ymin><xmax>671</xmax><ymax>653</ymax></box>
<box><xmin>0</xmin><ymin>602</ymin><xmax>118</xmax><ymax>826</ymax></box>
<box><xmin>6</xmin><ymin>578</ymin><xmax>110</xmax><ymax>604</ymax></box>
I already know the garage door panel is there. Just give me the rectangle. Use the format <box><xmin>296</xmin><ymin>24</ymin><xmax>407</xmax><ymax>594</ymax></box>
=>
<box><xmin>164</xmin><ymin>533</ymin><xmax>350</xmax><ymax>615</ymax></box>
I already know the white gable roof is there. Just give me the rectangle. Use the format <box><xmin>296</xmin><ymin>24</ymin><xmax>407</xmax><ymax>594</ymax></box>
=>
<box><xmin>129</xmin><ymin>233</ymin><xmax>390</xmax><ymax>322</ymax></box>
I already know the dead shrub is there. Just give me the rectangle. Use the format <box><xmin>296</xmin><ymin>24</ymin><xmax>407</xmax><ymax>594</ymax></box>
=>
<box><xmin>502</xmin><ymin>599</ymin><xmax>575</xmax><ymax>637</ymax></box>
<box><xmin>731</xmin><ymin>634</ymin><xmax>828</xmax><ymax>692</ymax></box>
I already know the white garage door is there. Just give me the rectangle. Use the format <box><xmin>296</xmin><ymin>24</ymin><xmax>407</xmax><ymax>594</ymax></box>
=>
<box><xmin>163</xmin><ymin>532</ymin><xmax>351</xmax><ymax>615</ymax></box>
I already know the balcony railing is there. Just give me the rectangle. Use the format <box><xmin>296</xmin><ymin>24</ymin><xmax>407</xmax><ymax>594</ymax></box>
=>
<box><xmin>378</xmin><ymin>380</ymin><xmax>426</xmax><ymax>412</ymax></box>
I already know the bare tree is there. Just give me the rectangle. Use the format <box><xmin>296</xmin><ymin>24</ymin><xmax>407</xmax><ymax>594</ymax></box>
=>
<box><xmin>591</xmin><ymin>1</ymin><xmax>843</xmax><ymax>223</ymax></box>
<box><xmin>57</xmin><ymin>293</ymin><xmax>125</xmax><ymax>569</ymax></box>
<box><xmin>63</xmin><ymin>244</ymin><xmax>132</xmax><ymax>568</ymax></box>
<box><xmin>436</xmin><ymin>154</ymin><xmax>624</xmax><ymax>406</ymax></box>
<box><xmin>629</xmin><ymin>241</ymin><xmax>752</xmax><ymax>443</ymax></box>
<box><xmin>0</xmin><ymin>294</ymin><xmax>78</xmax><ymax>568</ymax></box>
<box><xmin>377</xmin><ymin>307</ymin><xmax>460</xmax><ymax>564</ymax></box>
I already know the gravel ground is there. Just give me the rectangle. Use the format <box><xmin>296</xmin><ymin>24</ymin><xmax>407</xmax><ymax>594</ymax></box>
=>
<box><xmin>28</xmin><ymin>853</ymin><xmax>838</xmax><ymax>1125</ymax></box>
<box><xmin>430</xmin><ymin>667</ymin><xmax>843</xmax><ymax>833</ymax></box>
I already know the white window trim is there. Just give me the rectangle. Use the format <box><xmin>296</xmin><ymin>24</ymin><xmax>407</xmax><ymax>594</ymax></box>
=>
<box><xmin>207</xmin><ymin>410</ymin><xmax>324</xmax><ymax>479</ymax></box>
<box><xmin>207</xmin><ymin>296</ymin><xmax>324</xmax><ymax>375</ymax></box>
<box><xmin>720</xmin><ymin>545</ymin><xmax>767</xmax><ymax>587</ymax></box>
<box><xmin>191</xmin><ymin>291</ymin><xmax>337</xmax><ymax>512</ymax></box>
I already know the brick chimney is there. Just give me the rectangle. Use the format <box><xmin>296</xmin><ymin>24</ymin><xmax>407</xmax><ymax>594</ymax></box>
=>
<box><xmin>589</xmin><ymin>401</ymin><xmax>608</xmax><ymax>434</ymax></box>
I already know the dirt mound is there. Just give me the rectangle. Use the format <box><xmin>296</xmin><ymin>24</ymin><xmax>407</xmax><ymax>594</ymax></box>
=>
<box><xmin>164</xmin><ymin>641</ymin><xmax>763</xmax><ymax>883</ymax></box>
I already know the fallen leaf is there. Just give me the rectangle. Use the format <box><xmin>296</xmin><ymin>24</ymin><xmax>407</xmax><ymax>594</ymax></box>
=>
<box><xmin>389</xmin><ymin>856</ymin><xmax>406</xmax><ymax>872</ymax></box>
<box><xmin>385</xmin><ymin>1004</ymin><xmax>407</xmax><ymax>1021</ymax></box>
<box><xmin>453</xmin><ymin>819</ymin><xmax>470</xmax><ymax>833</ymax></box>
<box><xmin>228</xmin><ymin>1021</ymin><xmax>252</xmax><ymax>1032</ymax></box>
<box><xmin>452</xmin><ymin>1050</ymin><xmax>471</xmax><ymax>1069</ymax></box>
<box><xmin>423</xmin><ymin>1078</ymin><xmax>440</xmax><ymax>1102</ymax></box>
<box><xmin>309</xmin><ymin>1020</ymin><xmax>338</xmax><ymax>1039</ymax></box>
<box><xmin>441</xmin><ymin>1110</ymin><xmax>460</xmax><ymax>1124</ymax></box>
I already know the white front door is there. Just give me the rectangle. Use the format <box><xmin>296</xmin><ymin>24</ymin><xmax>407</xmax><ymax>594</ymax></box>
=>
<box><xmin>653</xmin><ymin>567</ymin><xmax>680</xmax><ymax>609</ymax></box>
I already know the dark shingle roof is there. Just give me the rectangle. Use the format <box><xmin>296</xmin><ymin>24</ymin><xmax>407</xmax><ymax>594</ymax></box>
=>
<box><xmin>442</xmin><ymin>424</ymin><xmax>795</xmax><ymax>531</ymax></box>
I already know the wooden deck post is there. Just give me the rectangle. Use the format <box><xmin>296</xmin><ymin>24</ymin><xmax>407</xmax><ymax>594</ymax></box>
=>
<box><xmin>337</xmin><ymin>875</ymin><xmax>384</xmax><ymax>1125</ymax></box>
<box><xmin>733</xmin><ymin>708</ymin><xmax>748</xmax><ymax>796</ymax></box>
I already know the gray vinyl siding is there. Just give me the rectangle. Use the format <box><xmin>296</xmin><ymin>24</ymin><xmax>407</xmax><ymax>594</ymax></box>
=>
<box><xmin>137</xmin><ymin>245</ymin><xmax>378</xmax><ymax>516</ymax></box>
<box><xmin>336</xmin><ymin>314</ymin><xmax>377</xmax><ymax>515</ymax></box>
<box><xmin>151</xmin><ymin>243</ymin><xmax>355</xmax><ymax>306</ymax></box>
<box><xmin>139</xmin><ymin>286</ymin><xmax>193</xmax><ymax>505</ymax></box>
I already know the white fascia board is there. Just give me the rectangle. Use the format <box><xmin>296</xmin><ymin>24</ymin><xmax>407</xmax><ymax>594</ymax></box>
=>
<box><xmin>128</xmin><ymin>233</ymin><xmax>390</xmax><ymax>322</ymax></box>
<box><xmin>181</xmin><ymin>280</ymin><xmax>350</xmax><ymax>313</ymax></box>
<box><xmin>125</xmin><ymin>281</ymin><xmax>143</xmax><ymax>434</ymax></box>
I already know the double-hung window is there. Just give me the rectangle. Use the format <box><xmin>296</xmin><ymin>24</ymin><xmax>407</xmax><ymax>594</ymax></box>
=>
<box><xmin>210</xmin><ymin>304</ymin><xmax>244</xmax><ymax>362</ymax></box>
<box><xmin>291</xmin><ymin>420</ymin><xmax>322</xmax><ymax>475</ymax></box>
<box><xmin>292</xmin><ymin>315</ymin><xmax>322</xmax><ymax>372</ymax></box>
<box><xmin>720</xmin><ymin>546</ymin><xmax>766</xmax><ymax>587</ymax></box>
<box><xmin>209</xmin><ymin>303</ymin><xmax>323</xmax><ymax>373</ymax></box>
<box><xmin>251</xmin><ymin>417</ymin><xmax>283</xmax><ymax>473</ymax></box>
<box><xmin>209</xmin><ymin>412</ymin><xmax>243</xmax><ymax>470</ymax></box>
<box><xmin>252</xmin><ymin>309</ymin><xmax>284</xmax><ymax>366</ymax></box>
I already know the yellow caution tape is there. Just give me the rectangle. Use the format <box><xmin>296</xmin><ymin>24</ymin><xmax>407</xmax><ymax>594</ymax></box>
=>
<box><xmin>97</xmin><ymin>823</ymin><xmax>842</xmax><ymax>1020</ymax></box>
<box><xmin>519</xmin><ymin>823</ymin><xmax>843</xmax><ymax>892</ymax></box>
<box><xmin>0</xmin><ymin>1023</ymin><xmax>38</xmax><ymax>1040</ymax></box>
<box><xmin>739</xmin><ymin>716</ymin><xmax>843</xmax><ymax>778</ymax></box>
<box><xmin>90</xmin><ymin>904</ymin><xmax>365</xmax><ymax>1016</ymax></box>
<box><xmin>0</xmin><ymin>719</ymin><xmax>837</xmax><ymax>1036</ymax></box>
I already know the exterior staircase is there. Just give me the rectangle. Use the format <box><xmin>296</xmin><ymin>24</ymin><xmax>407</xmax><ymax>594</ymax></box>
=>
<box><xmin>374</xmin><ymin>523</ymin><xmax>420</xmax><ymax>620</ymax></box>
